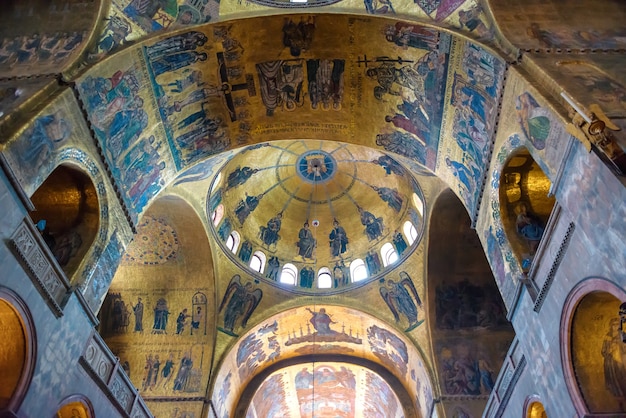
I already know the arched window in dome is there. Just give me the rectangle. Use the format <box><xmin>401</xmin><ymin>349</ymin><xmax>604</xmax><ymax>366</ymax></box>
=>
<box><xmin>317</xmin><ymin>267</ymin><xmax>332</xmax><ymax>289</ymax></box>
<box><xmin>249</xmin><ymin>251</ymin><xmax>266</xmax><ymax>273</ymax></box>
<box><xmin>403</xmin><ymin>220</ymin><xmax>418</xmax><ymax>245</ymax></box>
<box><xmin>380</xmin><ymin>242</ymin><xmax>398</xmax><ymax>267</ymax></box>
<box><xmin>350</xmin><ymin>259</ymin><xmax>368</xmax><ymax>282</ymax></box>
<box><xmin>225</xmin><ymin>230</ymin><xmax>240</xmax><ymax>254</ymax></box>
<box><xmin>280</xmin><ymin>263</ymin><xmax>298</xmax><ymax>285</ymax></box>
<box><xmin>412</xmin><ymin>192</ymin><xmax>424</xmax><ymax>217</ymax></box>
<box><xmin>211</xmin><ymin>204</ymin><xmax>224</xmax><ymax>226</ymax></box>
<box><xmin>211</xmin><ymin>172</ymin><xmax>223</xmax><ymax>193</ymax></box>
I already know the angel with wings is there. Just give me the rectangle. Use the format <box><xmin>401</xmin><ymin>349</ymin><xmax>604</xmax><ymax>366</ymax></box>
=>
<box><xmin>218</xmin><ymin>274</ymin><xmax>263</xmax><ymax>336</ymax></box>
<box><xmin>380</xmin><ymin>271</ymin><xmax>424</xmax><ymax>332</ymax></box>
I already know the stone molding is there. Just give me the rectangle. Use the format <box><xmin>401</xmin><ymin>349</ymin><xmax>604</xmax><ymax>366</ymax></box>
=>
<box><xmin>79</xmin><ymin>331</ymin><xmax>152</xmax><ymax>418</ymax></box>
<box><xmin>10</xmin><ymin>217</ymin><xmax>71</xmax><ymax>317</ymax></box>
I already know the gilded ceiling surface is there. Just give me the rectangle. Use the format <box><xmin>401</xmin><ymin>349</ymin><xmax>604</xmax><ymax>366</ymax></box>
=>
<box><xmin>74</xmin><ymin>13</ymin><xmax>506</xmax><ymax>228</ymax></box>
<box><xmin>210</xmin><ymin>140</ymin><xmax>425</xmax><ymax>288</ymax></box>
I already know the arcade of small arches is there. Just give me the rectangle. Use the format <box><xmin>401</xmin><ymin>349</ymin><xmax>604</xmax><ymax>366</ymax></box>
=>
<box><xmin>213</xmin><ymin>205</ymin><xmax>421</xmax><ymax>289</ymax></box>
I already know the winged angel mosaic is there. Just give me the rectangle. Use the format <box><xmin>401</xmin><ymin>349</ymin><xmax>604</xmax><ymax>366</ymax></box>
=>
<box><xmin>218</xmin><ymin>274</ymin><xmax>263</xmax><ymax>337</ymax></box>
<box><xmin>380</xmin><ymin>272</ymin><xmax>424</xmax><ymax>332</ymax></box>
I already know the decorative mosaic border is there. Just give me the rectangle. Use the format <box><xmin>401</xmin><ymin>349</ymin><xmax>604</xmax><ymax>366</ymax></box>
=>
<box><xmin>487</xmin><ymin>134</ymin><xmax>525</xmax><ymax>308</ymax></box>
<box><xmin>55</xmin><ymin>149</ymin><xmax>114</xmax><ymax>295</ymax></box>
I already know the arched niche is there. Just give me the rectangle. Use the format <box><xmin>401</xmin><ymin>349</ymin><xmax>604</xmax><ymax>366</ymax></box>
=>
<box><xmin>526</xmin><ymin>401</ymin><xmax>547</xmax><ymax>418</ymax></box>
<box><xmin>0</xmin><ymin>289</ymin><xmax>36</xmax><ymax>413</ymax></box>
<box><xmin>211</xmin><ymin>305</ymin><xmax>434</xmax><ymax>418</ymax></box>
<box><xmin>561</xmin><ymin>279</ymin><xmax>626</xmax><ymax>415</ymax></box>
<box><xmin>499</xmin><ymin>149</ymin><xmax>555</xmax><ymax>271</ymax></box>
<box><xmin>55</xmin><ymin>395</ymin><xmax>94</xmax><ymax>418</ymax></box>
<box><xmin>29</xmin><ymin>164</ymin><xmax>99</xmax><ymax>280</ymax></box>
<box><xmin>427</xmin><ymin>189</ymin><xmax>514</xmax><ymax>410</ymax></box>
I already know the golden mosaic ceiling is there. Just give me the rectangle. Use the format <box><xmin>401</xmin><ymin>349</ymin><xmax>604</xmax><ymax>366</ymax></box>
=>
<box><xmin>209</xmin><ymin>140</ymin><xmax>425</xmax><ymax>288</ymax></box>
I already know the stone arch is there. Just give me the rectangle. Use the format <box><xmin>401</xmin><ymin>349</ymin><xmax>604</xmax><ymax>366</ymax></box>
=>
<box><xmin>560</xmin><ymin>277</ymin><xmax>626</xmax><ymax>415</ymax></box>
<box><xmin>54</xmin><ymin>150</ymin><xmax>112</xmax><ymax>292</ymax></box>
<box><xmin>55</xmin><ymin>394</ymin><xmax>95</xmax><ymax>418</ymax></box>
<box><xmin>0</xmin><ymin>288</ymin><xmax>36</xmax><ymax>414</ymax></box>
<box><xmin>485</xmin><ymin>134</ymin><xmax>534</xmax><ymax>288</ymax></box>
<box><xmin>210</xmin><ymin>305</ymin><xmax>435</xmax><ymax>418</ymax></box>
<box><xmin>498</xmin><ymin>147</ymin><xmax>555</xmax><ymax>272</ymax></box>
<box><xmin>29</xmin><ymin>163</ymin><xmax>100</xmax><ymax>282</ymax></box>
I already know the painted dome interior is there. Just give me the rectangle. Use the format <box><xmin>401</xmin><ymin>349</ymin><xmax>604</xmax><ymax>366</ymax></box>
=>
<box><xmin>209</xmin><ymin>140</ymin><xmax>425</xmax><ymax>290</ymax></box>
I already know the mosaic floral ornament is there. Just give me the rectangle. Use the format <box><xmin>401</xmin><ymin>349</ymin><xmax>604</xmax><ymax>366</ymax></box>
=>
<box><xmin>123</xmin><ymin>216</ymin><xmax>179</xmax><ymax>264</ymax></box>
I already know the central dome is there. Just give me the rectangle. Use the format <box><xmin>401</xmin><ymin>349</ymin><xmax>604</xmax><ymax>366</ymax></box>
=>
<box><xmin>208</xmin><ymin>140</ymin><xmax>425</xmax><ymax>291</ymax></box>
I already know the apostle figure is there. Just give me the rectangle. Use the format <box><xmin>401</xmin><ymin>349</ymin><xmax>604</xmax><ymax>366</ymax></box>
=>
<box><xmin>372</xmin><ymin>185</ymin><xmax>403</xmax><ymax>212</ymax></box>
<box><xmin>393</xmin><ymin>230</ymin><xmax>408</xmax><ymax>255</ymax></box>
<box><xmin>359</xmin><ymin>207</ymin><xmax>384</xmax><ymax>241</ymax></box>
<box><xmin>235</xmin><ymin>193</ymin><xmax>263</xmax><ymax>224</ymax></box>
<box><xmin>297</xmin><ymin>221</ymin><xmax>316</xmax><ymax>259</ymax></box>
<box><xmin>133</xmin><ymin>297</ymin><xmax>144</xmax><ymax>332</ymax></box>
<box><xmin>329</xmin><ymin>219</ymin><xmax>348</xmax><ymax>257</ymax></box>
<box><xmin>260</xmin><ymin>212</ymin><xmax>283</xmax><ymax>247</ymax></box>
<box><xmin>152</xmin><ymin>298</ymin><xmax>170</xmax><ymax>334</ymax></box>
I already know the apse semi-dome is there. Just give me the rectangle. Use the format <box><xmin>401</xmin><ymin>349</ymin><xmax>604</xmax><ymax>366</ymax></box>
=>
<box><xmin>207</xmin><ymin>140</ymin><xmax>425</xmax><ymax>292</ymax></box>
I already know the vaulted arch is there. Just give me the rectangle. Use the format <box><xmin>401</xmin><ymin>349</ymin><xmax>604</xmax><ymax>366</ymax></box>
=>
<box><xmin>97</xmin><ymin>194</ymin><xmax>216</xmax><ymax>405</ymax></box>
<box><xmin>427</xmin><ymin>189</ymin><xmax>515</xmax><ymax>413</ymax></box>
<box><xmin>211</xmin><ymin>305</ymin><xmax>435</xmax><ymax>418</ymax></box>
